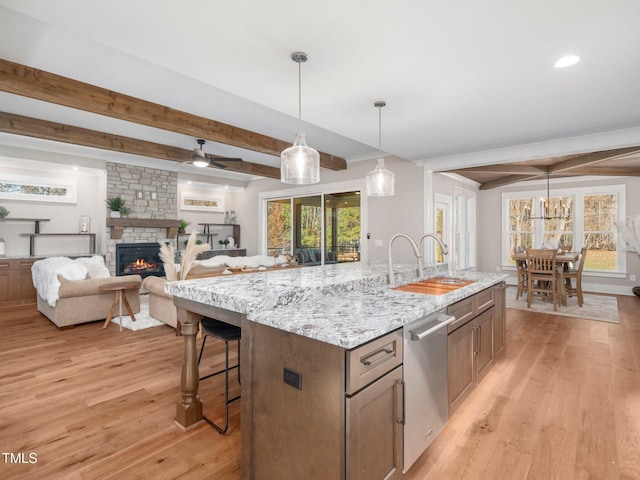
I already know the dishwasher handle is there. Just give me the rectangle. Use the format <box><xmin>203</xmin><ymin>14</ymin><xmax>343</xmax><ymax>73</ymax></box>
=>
<box><xmin>409</xmin><ymin>314</ymin><xmax>456</xmax><ymax>341</ymax></box>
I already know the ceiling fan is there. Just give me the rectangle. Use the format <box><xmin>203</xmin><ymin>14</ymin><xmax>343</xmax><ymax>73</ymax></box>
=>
<box><xmin>187</xmin><ymin>139</ymin><xmax>242</xmax><ymax>168</ymax></box>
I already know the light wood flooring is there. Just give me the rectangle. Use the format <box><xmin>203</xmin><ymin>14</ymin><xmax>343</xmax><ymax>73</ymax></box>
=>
<box><xmin>1</xmin><ymin>295</ymin><xmax>639</xmax><ymax>480</ymax></box>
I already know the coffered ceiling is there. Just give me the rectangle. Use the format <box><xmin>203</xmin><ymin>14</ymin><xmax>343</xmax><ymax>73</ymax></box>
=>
<box><xmin>1</xmin><ymin>1</ymin><xmax>640</xmax><ymax>186</ymax></box>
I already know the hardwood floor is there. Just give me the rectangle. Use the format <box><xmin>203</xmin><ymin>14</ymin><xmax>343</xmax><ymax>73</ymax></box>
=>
<box><xmin>0</xmin><ymin>295</ymin><xmax>639</xmax><ymax>479</ymax></box>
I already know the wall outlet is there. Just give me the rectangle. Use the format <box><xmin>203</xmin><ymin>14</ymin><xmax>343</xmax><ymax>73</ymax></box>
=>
<box><xmin>283</xmin><ymin>367</ymin><xmax>302</xmax><ymax>390</ymax></box>
<box><xmin>631</xmin><ymin>274</ymin><xmax>637</xmax><ymax>282</ymax></box>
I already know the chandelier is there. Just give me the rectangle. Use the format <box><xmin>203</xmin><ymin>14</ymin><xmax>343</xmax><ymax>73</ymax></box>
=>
<box><xmin>523</xmin><ymin>172</ymin><xmax>571</xmax><ymax>221</ymax></box>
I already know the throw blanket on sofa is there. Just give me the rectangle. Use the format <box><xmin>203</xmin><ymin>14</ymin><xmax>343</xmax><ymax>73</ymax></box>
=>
<box><xmin>31</xmin><ymin>256</ymin><xmax>110</xmax><ymax>307</ymax></box>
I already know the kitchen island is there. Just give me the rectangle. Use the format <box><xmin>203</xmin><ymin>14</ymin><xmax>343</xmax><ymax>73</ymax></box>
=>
<box><xmin>166</xmin><ymin>261</ymin><xmax>507</xmax><ymax>479</ymax></box>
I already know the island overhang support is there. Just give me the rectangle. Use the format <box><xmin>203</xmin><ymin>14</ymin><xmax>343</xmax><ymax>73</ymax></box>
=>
<box><xmin>175</xmin><ymin>308</ymin><xmax>204</xmax><ymax>429</ymax></box>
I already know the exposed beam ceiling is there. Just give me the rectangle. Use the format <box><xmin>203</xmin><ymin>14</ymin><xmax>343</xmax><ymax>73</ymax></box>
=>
<box><xmin>0</xmin><ymin>58</ymin><xmax>347</xmax><ymax>172</ymax></box>
<box><xmin>0</xmin><ymin>111</ymin><xmax>282</xmax><ymax>179</ymax></box>
<box><xmin>442</xmin><ymin>148</ymin><xmax>640</xmax><ymax>190</ymax></box>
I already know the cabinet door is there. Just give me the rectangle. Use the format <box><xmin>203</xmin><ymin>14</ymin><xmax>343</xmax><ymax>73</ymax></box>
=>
<box><xmin>493</xmin><ymin>283</ymin><xmax>507</xmax><ymax>356</ymax></box>
<box><xmin>346</xmin><ymin>366</ymin><xmax>403</xmax><ymax>480</ymax></box>
<box><xmin>0</xmin><ymin>261</ymin><xmax>12</xmax><ymax>303</ymax></box>
<box><xmin>474</xmin><ymin>307</ymin><xmax>495</xmax><ymax>384</ymax></box>
<box><xmin>447</xmin><ymin>321</ymin><xmax>475</xmax><ymax>415</ymax></box>
<box><xmin>13</xmin><ymin>259</ymin><xmax>38</xmax><ymax>301</ymax></box>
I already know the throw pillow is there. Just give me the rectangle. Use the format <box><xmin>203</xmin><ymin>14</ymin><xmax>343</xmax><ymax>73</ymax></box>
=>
<box><xmin>75</xmin><ymin>255</ymin><xmax>110</xmax><ymax>279</ymax></box>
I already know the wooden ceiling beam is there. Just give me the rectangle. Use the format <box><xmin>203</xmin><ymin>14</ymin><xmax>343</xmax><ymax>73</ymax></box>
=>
<box><xmin>0</xmin><ymin>58</ymin><xmax>347</xmax><ymax>171</ymax></box>
<box><xmin>551</xmin><ymin>166</ymin><xmax>640</xmax><ymax>176</ymax></box>
<box><xmin>0</xmin><ymin>111</ymin><xmax>282</xmax><ymax>179</ymax></box>
<box><xmin>447</xmin><ymin>165</ymin><xmax>546</xmax><ymax>175</ymax></box>
<box><xmin>479</xmin><ymin>173</ymin><xmax>546</xmax><ymax>190</ymax></box>
<box><xmin>548</xmin><ymin>147</ymin><xmax>640</xmax><ymax>173</ymax></box>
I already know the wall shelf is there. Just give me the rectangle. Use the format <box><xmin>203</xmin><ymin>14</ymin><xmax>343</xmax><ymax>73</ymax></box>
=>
<box><xmin>106</xmin><ymin>218</ymin><xmax>181</xmax><ymax>240</ymax></box>
<box><xmin>0</xmin><ymin>218</ymin><xmax>50</xmax><ymax>233</ymax></box>
<box><xmin>19</xmin><ymin>233</ymin><xmax>96</xmax><ymax>256</ymax></box>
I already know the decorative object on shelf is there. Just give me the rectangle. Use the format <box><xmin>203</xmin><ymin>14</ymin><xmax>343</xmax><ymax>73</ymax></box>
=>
<box><xmin>280</xmin><ymin>51</ymin><xmax>320</xmax><ymax>185</ymax></box>
<box><xmin>230</xmin><ymin>210</ymin><xmax>237</xmax><ymax>224</ymax></box>
<box><xmin>79</xmin><ymin>215</ymin><xmax>90</xmax><ymax>234</ymax></box>
<box><xmin>218</xmin><ymin>238</ymin><xmax>230</xmax><ymax>249</ymax></box>
<box><xmin>366</xmin><ymin>101</ymin><xmax>395</xmax><ymax>197</ymax></box>
<box><xmin>522</xmin><ymin>172</ymin><xmax>571</xmax><ymax>221</ymax></box>
<box><xmin>178</xmin><ymin>219</ymin><xmax>190</xmax><ymax>234</ymax></box>
<box><xmin>0</xmin><ymin>237</ymin><xmax>5</xmax><ymax>257</ymax></box>
<box><xmin>0</xmin><ymin>205</ymin><xmax>8</xmax><ymax>218</ymax></box>
<box><xmin>224</xmin><ymin>211</ymin><xmax>231</xmax><ymax>224</ymax></box>
<box><xmin>106</xmin><ymin>197</ymin><xmax>131</xmax><ymax>218</ymax></box>
<box><xmin>226</xmin><ymin>236</ymin><xmax>236</xmax><ymax>249</ymax></box>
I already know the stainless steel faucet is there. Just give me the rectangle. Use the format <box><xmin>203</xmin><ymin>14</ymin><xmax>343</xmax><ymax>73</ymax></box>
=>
<box><xmin>419</xmin><ymin>233</ymin><xmax>449</xmax><ymax>259</ymax></box>
<box><xmin>388</xmin><ymin>233</ymin><xmax>424</xmax><ymax>287</ymax></box>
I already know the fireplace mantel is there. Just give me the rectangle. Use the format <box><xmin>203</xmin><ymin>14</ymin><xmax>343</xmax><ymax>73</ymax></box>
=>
<box><xmin>106</xmin><ymin>218</ymin><xmax>181</xmax><ymax>240</ymax></box>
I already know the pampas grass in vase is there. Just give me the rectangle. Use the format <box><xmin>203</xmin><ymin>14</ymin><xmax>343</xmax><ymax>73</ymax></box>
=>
<box><xmin>179</xmin><ymin>231</ymin><xmax>210</xmax><ymax>280</ymax></box>
<box><xmin>618</xmin><ymin>213</ymin><xmax>640</xmax><ymax>256</ymax></box>
<box><xmin>158</xmin><ymin>242</ymin><xmax>178</xmax><ymax>281</ymax></box>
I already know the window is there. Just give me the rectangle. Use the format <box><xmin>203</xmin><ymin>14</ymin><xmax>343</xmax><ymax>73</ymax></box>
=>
<box><xmin>503</xmin><ymin>184</ymin><xmax>626</xmax><ymax>273</ymax></box>
<box><xmin>264</xmin><ymin>190</ymin><xmax>362</xmax><ymax>265</ymax></box>
<box><xmin>453</xmin><ymin>187</ymin><xmax>476</xmax><ymax>271</ymax></box>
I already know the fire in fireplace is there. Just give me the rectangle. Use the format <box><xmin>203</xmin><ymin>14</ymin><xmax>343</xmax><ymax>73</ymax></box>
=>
<box><xmin>115</xmin><ymin>243</ymin><xmax>165</xmax><ymax>278</ymax></box>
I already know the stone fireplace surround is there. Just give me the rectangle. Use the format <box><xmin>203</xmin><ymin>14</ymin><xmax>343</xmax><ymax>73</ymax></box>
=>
<box><xmin>105</xmin><ymin>162</ymin><xmax>178</xmax><ymax>276</ymax></box>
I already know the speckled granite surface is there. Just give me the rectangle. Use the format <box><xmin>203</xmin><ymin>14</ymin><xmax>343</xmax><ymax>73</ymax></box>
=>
<box><xmin>166</xmin><ymin>261</ymin><xmax>508</xmax><ymax>348</ymax></box>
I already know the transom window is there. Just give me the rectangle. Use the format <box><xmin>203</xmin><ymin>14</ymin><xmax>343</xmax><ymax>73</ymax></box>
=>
<box><xmin>503</xmin><ymin>184</ymin><xmax>626</xmax><ymax>272</ymax></box>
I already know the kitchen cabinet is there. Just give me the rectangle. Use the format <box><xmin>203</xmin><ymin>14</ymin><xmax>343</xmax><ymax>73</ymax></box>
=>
<box><xmin>0</xmin><ymin>258</ymin><xmax>40</xmax><ymax>306</ymax></box>
<box><xmin>248</xmin><ymin>322</ymin><xmax>403</xmax><ymax>479</ymax></box>
<box><xmin>447</xmin><ymin>287</ymin><xmax>496</xmax><ymax>415</ymax></box>
<box><xmin>493</xmin><ymin>281</ymin><xmax>507</xmax><ymax>355</ymax></box>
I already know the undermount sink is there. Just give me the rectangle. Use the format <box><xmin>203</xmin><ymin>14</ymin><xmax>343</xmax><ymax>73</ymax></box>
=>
<box><xmin>393</xmin><ymin>277</ymin><xmax>475</xmax><ymax>295</ymax></box>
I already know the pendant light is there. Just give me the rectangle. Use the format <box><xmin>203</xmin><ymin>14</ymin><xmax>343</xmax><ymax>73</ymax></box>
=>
<box><xmin>281</xmin><ymin>51</ymin><xmax>320</xmax><ymax>184</ymax></box>
<box><xmin>366</xmin><ymin>101</ymin><xmax>395</xmax><ymax>196</ymax></box>
<box><xmin>191</xmin><ymin>139</ymin><xmax>210</xmax><ymax>168</ymax></box>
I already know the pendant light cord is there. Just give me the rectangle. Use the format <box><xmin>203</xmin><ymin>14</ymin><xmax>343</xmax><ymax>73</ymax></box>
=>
<box><xmin>298</xmin><ymin>59</ymin><xmax>302</xmax><ymax>136</ymax></box>
<box><xmin>378</xmin><ymin>104</ymin><xmax>382</xmax><ymax>159</ymax></box>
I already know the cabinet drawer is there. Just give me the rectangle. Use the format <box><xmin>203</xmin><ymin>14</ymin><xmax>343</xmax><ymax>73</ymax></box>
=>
<box><xmin>476</xmin><ymin>287</ymin><xmax>495</xmax><ymax>314</ymax></box>
<box><xmin>447</xmin><ymin>296</ymin><xmax>476</xmax><ymax>333</ymax></box>
<box><xmin>346</xmin><ymin>329</ymin><xmax>403</xmax><ymax>395</ymax></box>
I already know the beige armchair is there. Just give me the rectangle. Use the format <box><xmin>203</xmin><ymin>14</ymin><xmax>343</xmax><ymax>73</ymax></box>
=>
<box><xmin>37</xmin><ymin>275</ymin><xmax>142</xmax><ymax>328</ymax></box>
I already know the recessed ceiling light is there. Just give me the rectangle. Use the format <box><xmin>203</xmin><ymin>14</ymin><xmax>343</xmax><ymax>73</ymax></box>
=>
<box><xmin>554</xmin><ymin>55</ymin><xmax>580</xmax><ymax>68</ymax></box>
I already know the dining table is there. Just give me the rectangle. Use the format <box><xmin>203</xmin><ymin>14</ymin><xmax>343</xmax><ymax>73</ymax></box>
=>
<box><xmin>511</xmin><ymin>250</ymin><xmax>581</xmax><ymax>306</ymax></box>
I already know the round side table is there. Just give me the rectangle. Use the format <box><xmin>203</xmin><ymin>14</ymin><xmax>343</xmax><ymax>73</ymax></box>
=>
<box><xmin>99</xmin><ymin>280</ymin><xmax>140</xmax><ymax>332</ymax></box>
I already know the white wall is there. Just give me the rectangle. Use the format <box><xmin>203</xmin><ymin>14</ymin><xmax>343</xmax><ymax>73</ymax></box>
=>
<box><xmin>0</xmin><ymin>159</ymin><xmax>106</xmax><ymax>256</ymax></box>
<box><xmin>234</xmin><ymin>156</ymin><xmax>425</xmax><ymax>262</ymax></box>
<box><xmin>476</xmin><ymin>176</ymin><xmax>640</xmax><ymax>295</ymax></box>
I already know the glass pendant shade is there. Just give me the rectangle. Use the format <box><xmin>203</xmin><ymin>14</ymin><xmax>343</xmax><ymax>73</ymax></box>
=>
<box><xmin>281</xmin><ymin>132</ymin><xmax>320</xmax><ymax>184</ymax></box>
<box><xmin>366</xmin><ymin>158</ymin><xmax>395</xmax><ymax>196</ymax></box>
<box><xmin>281</xmin><ymin>51</ymin><xmax>320</xmax><ymax>184</ymax></box>
<box><xmin>366</xmin><ymin>100</ymin><xmax>395</xmax><ymax>196</ymax></box>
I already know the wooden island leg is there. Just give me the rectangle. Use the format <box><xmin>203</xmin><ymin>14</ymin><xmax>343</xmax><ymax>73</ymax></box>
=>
<box><xmin>175</xmin><ymin>308</ymin><xmax>204</xmax><ymax>429</ymax></box>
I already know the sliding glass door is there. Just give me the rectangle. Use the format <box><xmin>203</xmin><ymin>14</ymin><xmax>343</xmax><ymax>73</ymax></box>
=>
<box><xmin>265</xmin><ymin>190</ymin><xmax>361</xmax><ymax>265</ymax></box>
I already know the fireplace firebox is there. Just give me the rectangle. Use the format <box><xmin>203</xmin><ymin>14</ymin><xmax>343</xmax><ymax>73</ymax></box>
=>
<box><xmin>115</xmin><ymin>243</ymin><xmax>165</xmax><ymax>278</ymax></box>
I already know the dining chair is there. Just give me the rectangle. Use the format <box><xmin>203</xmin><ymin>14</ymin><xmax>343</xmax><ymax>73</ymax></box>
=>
<box><xmin>564</xmin><ymin>247</ymin><xmax>587</xmax><ymax>306</ymax></box>
<box><xmin>526</xmin><ymin>248</ymin><xmax>563</xmax><ymax>311</ymax></box>
<box><xmin>514</xmin><ymin>251</ymin><xmax>528</xmax><ymax>300</ymax></box>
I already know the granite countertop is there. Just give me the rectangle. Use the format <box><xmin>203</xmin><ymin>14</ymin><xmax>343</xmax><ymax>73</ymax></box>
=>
<box><xmin>166</xmin><ymin>262</ymin><xmax>508</xmax><ymax>349</ymax></box>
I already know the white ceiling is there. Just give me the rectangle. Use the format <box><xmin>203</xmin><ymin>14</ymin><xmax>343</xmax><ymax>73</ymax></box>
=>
<box><xmin>1</xmin><ymin>0</ymin><xmax>640</xmax><ymax>181</ymax></box>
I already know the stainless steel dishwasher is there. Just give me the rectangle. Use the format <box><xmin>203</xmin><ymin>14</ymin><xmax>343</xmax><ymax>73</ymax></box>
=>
<box><xmin>403</xmin><ymin>309</ymin><xmax>456</xmax><ymax>472</ymax></box>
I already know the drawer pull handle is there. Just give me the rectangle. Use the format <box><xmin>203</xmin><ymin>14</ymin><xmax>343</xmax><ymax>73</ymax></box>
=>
<box><xmin>361</xmin><ymin>347</ymin><xmax>394</xmax><ymax>366</ymax></box>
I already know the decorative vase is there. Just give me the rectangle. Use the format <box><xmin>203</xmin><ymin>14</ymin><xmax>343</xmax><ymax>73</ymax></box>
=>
<box><xmin>110</xmin><ymin>211</ymin><xmax>121</xmax><ymax>218</ymax></box>
<box><xmin>633</xmin><ymin>286</ymin><xmax>640</xmax><ymax>297</ymax></box>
